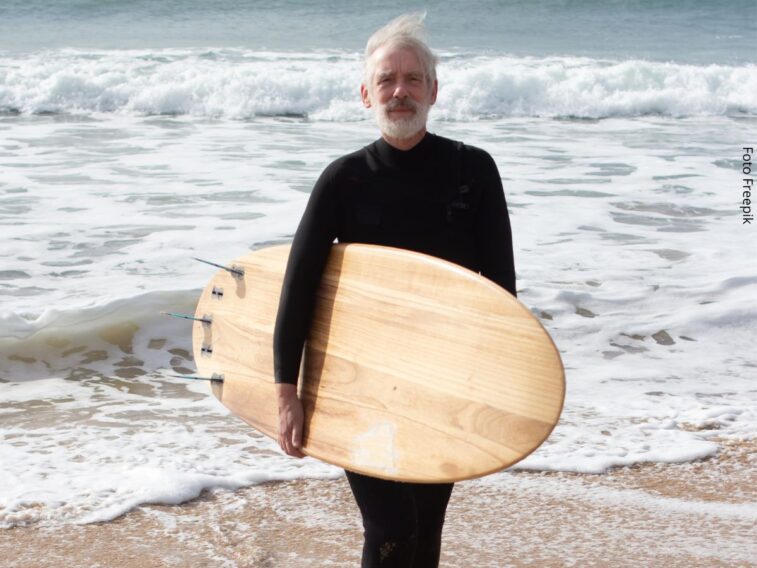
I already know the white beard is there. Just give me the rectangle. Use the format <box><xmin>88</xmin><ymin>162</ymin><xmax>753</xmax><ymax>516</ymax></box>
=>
<box><xmin>374</xmin><ymin>98</ymin><xmax>431</xmax><ymax>140</ymax></box>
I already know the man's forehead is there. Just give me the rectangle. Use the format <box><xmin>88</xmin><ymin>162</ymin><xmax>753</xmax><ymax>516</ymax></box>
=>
<box><xmin>371</xmin><ymin>45</ymin><xmax>424</xmax><ymax>74</ymax></box>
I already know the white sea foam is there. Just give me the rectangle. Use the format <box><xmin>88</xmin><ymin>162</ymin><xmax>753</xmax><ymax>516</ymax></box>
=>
<box><xmin>0</xmin><ymin>375</ymin><xmax>341</xmax><ymax>528</ymax></box>
<box><xmin>1</xmin><ymin>49</ymin><xmax>755</xmax><ymax>119</ymax></box>
<box><xmin>1</xmin><ymin>113</ymin><xmax>755</xmax><ymax>528</ymax></box>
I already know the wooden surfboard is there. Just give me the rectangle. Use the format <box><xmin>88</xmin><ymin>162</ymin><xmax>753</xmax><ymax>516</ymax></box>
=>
<box><xmin>192</xmin><ymin>244</ymin><xmax>564</xmax><ymax>483</ymax></box>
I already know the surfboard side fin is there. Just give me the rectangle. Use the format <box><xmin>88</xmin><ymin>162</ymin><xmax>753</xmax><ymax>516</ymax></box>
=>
<box><xmin>192</xmin><ymin>257</ymin><xmax>245</xmax><ymax>278</ymax></box>
<box><xmin>160</xmin><ymin>311</ymin><xmax>212</xmax><ymax>325</ymax></box>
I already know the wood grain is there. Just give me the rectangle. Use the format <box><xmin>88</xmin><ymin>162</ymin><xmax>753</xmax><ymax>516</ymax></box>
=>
<box><xmin>193</xmin><ymin>244</ymin><xmax>564</xmax><ymax>482</ymax></box>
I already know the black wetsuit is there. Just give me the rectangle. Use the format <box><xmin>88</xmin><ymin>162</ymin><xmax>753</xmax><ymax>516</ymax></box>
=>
<box><xmin>273</xmin><ymin>132</ymin><xmax>516</xmax><ymax>567</ymax></box>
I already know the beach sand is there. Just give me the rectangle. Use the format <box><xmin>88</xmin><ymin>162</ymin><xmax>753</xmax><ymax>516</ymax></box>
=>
<box><xmin>3</xmin><ymin>438</ymin><xmax>755</xmax><ymax>568</ymax></box>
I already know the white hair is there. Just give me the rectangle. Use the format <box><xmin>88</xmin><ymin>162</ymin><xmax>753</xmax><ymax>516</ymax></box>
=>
<box><xmin>364</xmin><ymin>13</ymin><xmax>438</xmax><ymax>86</ymax></box>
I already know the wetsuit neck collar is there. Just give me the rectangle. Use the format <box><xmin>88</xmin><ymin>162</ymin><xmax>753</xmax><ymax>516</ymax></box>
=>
<box><xmin>373</xmin><ymin>132</ymin><xmax>436</xmax><ymax>168</ymax></box>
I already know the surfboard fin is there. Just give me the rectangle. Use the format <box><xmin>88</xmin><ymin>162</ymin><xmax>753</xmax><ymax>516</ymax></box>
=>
<box><xmin>160</xmin><ymin>311</ymin><xmax>212</xmax><ymax>325</ymax></box>
<box><xmin>192</xmin><ymin>257</ymin><xmax>245</xmax><ymax>278</ymax></box>
<box><xmin>172</xmin><ymin>373</ymin><xmax>224</xmax><ymax>383</ymax></box>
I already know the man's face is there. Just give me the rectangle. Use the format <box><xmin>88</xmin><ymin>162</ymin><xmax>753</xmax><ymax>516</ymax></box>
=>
<box><xmin>361</xmin><ymin>44</ymin><xmax>438</xmax><ymax>140</ymax></box>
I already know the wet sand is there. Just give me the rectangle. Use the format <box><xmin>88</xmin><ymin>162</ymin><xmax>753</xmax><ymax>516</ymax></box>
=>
<box><xmin>3</xmin><ymin>438</ymin><xmax>755</xmax><ymax>568</ymax></box>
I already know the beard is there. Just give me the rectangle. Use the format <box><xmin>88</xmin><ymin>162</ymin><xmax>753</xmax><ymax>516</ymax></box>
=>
<box><xmin>374</xmin><ymin>97</ymin><xmax>431</xmax><ymax>140</ymax></box>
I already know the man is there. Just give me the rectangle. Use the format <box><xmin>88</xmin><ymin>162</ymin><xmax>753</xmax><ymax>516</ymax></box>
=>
<box><xmin>273</xmin><ymin>13</ymin><xmax>516</xmax><ymax>568</ymax></box>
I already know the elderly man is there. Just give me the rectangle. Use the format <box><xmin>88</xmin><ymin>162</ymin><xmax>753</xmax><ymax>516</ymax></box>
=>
<box><xmin>273</xmin><ymin>13</ymin><xmax>516</xmax><ymax>568</ymax></box>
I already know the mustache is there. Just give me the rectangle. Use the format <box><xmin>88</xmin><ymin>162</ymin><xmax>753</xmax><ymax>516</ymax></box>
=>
<box><xmin>385</xmin><ymin>99</ymin><xmax>418</xmax><ymax>112</ymax></box>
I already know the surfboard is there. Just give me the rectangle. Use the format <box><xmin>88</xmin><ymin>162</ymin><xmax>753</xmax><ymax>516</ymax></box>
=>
<box><xmin>192</xmin><ymin>244</ymin><xmax>564</xmax><ymax>483</ymax></box>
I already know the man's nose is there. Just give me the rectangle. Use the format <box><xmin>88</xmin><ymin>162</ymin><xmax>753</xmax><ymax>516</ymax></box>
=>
<box><xmin>392</xmin><ymin>80</ymin><xmax>410</xmax><ymax>99</ymax></box>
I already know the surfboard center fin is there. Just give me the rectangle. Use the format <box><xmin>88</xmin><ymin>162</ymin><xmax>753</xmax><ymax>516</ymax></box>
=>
<box><xmin>172</xmin><ymin>373</ymin><xmax>224</xmax><ymax>383</ymax></box>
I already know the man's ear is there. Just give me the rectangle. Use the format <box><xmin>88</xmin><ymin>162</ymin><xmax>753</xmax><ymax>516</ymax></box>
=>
<box><xmin>360</xmin><ymin>84</ymin><xmax>372</xmax><ymax>109</ymax></box>
<box><xmin>429</xmin><ymin>79</ymin><xmax>438</xmax><ymax>105</ymax></box>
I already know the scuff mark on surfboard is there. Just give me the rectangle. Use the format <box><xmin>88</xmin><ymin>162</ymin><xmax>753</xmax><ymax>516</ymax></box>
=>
<box><xmin>352</xmin><ymin>421</ymin><xmax>399</xmax><ymax>475</ymax></box>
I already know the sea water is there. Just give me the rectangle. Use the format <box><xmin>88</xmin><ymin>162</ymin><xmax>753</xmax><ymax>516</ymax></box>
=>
<box><xmin>1</xmin><ymin>1</ymin><xmax>756</xmax><ymax>527</ymax></box>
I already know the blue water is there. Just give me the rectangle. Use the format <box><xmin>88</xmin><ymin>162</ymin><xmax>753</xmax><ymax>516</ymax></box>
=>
<box><xmin>0</xmin><ymin>0</ymin><xmax>754</xmax><ymax>64</ymax></box>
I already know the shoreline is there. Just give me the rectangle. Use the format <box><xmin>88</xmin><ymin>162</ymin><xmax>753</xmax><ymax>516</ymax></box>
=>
<box><xmin>3</xmin><ymin>438</ymin><xmax>755</xmax><ymax>567</ymax></box>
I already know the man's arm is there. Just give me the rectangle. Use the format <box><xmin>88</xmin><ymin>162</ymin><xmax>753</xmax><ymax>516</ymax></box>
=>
<box><xmin>273</xmin><ymin>163</ymin><xmax>339</xmax><ymax>457</ymax></box>
<box><xmin>274</xmin><ymin>165</ymin><xmax>339</xmax><ymax>384</ymax></box>
<box><xmin>473</xmin><ymin>150</ymin><xmax>517</xmax><ymax>297</ymax></box>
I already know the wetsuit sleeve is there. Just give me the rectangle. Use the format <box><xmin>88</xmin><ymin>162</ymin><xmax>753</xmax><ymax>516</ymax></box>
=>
<box><xmin>273</xmin><ymin>164</ymin><xmax>339</xmax><ymax>385</ymax></box>
<box><xmin>474</xmin><ymin>150</ymin><xmax>517</xmax><ymax>297</ymax></box>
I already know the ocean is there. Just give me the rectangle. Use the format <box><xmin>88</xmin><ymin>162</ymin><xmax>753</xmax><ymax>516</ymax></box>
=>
<box><xmin>1</xmin><ymin>0</ymin><xmax>756</xmax><ymax>542</ymax></box>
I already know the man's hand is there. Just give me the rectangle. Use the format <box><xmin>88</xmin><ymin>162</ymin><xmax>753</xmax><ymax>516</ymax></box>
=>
<box><xmin>276</xmin><ymin>383</ymin><xmax>305</xmax><ymax>458</ymax></box>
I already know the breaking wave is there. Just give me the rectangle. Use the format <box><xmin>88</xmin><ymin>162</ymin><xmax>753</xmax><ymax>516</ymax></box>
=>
<box><xmin>1</xmin><ymin>48</ymin><xmax>755</xmax><ymax>119</ymax></box>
